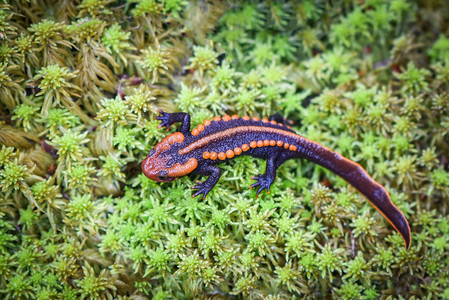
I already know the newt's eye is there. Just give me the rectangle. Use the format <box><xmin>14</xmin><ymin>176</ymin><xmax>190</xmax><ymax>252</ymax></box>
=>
<box><xmin>157</xmin><ymin>170</ymin><xmax>168</xmax><ymax>180</ymax></box>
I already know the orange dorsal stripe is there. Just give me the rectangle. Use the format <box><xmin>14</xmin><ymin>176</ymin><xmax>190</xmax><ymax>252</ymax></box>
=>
<box><xmin>179</xmin><ymin>126</ymin><xmax>300</xmax><ymax>155</ymax></box>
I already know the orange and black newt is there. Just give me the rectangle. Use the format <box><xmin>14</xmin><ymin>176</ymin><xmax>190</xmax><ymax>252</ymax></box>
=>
<box><xmin>142</xmin><ymin>111</ymin><xmax>411</xmax><ymax>249</ymax></box>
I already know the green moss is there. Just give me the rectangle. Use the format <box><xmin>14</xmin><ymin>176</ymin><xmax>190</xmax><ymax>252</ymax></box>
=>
<box><xmin>0</xmin><ymin>159</ymin><xmax>28</xmax><ymax>192</ymax></box>
<box><xmin>138</xmin><ymin>44</ymin><xmax>174</xmax><ymax>83</ymax></box>
<box><xmin>75</xmin><ymin>262</ymin><xmax>116</xmax><ymax>299</ymax></box>
<box><xmin>1</xmin><ymin>0</ymin><xmax>449</xmax><ymax>298</ymax></box>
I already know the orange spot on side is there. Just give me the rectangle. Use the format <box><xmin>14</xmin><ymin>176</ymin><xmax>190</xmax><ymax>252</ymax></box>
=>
<box><xmin>242</xmin><ymin>116</ymin><xmax>250</xmax><ymax>120</ymax></box>
<box><xmin>231</xmin><ymin>115</ymin><xmax>239</xmax><ymax>119</ymax></box>
<box><xmin>242</xmin><ymin>144</ymin><xmax>250</xmax><ymax>151</ymax></box>
<box><xmin>204</xmin><ymin>119</ymin><xmax>211</xmax><ymax>126</ymax></box>
<box><xmin>210</xmin><ymin>152</ymin><xmax>218</xmax><ymax>160</ymax></box>
<box><xmin>270</xmin><ymin>140</ymin><xmax>276</xmax><ymax>146</ymax></box>
<box><xmin>257</xmin><ymin>140</ymin><xmax>264</xmax><ymax>147</ymax></box>
<box><xmin>252</xmin><ymin>117</ymin><xmax>259</xmax><ymax>121</ymax></box>
<box><xmin>167</xmin><ymin>132</ymin><xmax>185</xmax><ymax>144</ymax></box>
<box><xmin>289</xmin><ymin>144</ymin><xmax>296</xmax><ymax>151</ymax></box>
<box><xmin>279</xmin><ymin>123</ymin><xmax>284</xmax><ymax>126</ymax></box>
<box><xmin>263</xmin><ymin>140</ymin><xmax>270</xmax><ymax>146</ymax></box>
<box><xmin>213</xmin><ymin>116</ymin><xmax>221</xmax><ymax>121</ymax></box>
<box><xmin>222</xmin><ymin>115</ymin><xmax>231</xmax><ymax>121</ymax></box>
<box><xmin>203</xmin><ymin>151</ymin><xmax>210</xmax><ymax>159</ymax></box>
<box><xmin>192</xmin><ymin>129</ymin><xmax>199</xmax><ymax>136</ymax></box>
<box><xmin>250</xmin><ymin>141</ymin><xmax>257</xmax><ymax>148</ymax></box>
<box><xmin>284</xmin><ymin>143</ymin><xmax>289</xmax><ymax>149</ymax></box>
<box><xmin>277</xmin><ymin>140</ymin><xmax>283</xmax><ymax>147</ymax></box>
<box><xmin>270</xmin><ymin>120</ymin><xmax>277</xmax><ymax>125</ymax></box>
<box><xmin>167</xmin><ymin>157</ymin><xmax>198</xmax><ymax>177</ymax></box>
<box><xmin>262</xmin><ymin>118</ymin><xmax>269</xmax><ymax>123</ymax></box>
<box><xmin>218</xmin><ymin>152</ymin><xmax>226</xmax><ymax>160</ymax></box>
<box><xmin>197</xmin><ymin>124</ymin><xmax>205</xmax><ymax>132</ymax></box>
<box><xmin>234</xmin><ymin>147</ymin><xmax>242</xmax><ymax>155</ymax></box>
<box><xmin>226</xmin><ymin>149</ymin><xmax>234</xmax><ymax>159</ymax></box>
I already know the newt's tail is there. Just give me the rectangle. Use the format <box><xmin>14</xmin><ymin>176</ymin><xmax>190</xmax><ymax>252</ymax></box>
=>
<box><xmin>296</xmin><ymin>136</ymin><xmax>411</xmax><ymax>249</ymax></box>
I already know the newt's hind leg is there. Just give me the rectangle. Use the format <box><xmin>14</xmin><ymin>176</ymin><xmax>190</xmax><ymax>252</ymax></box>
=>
<box><xmin>250</xmin><ymin>153</ymin><xmax>289</xmax><ymax>196</ymax></box>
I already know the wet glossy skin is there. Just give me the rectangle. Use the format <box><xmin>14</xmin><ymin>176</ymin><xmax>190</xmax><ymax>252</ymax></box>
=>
<box><xmin>142</xmin><ymin>111</ymin><xmax>411</xmax><ymax>249</ymax></box>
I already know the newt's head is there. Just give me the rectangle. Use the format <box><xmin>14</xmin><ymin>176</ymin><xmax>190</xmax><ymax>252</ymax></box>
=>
<box><xmin>141</xmin><ymin>132</ymin><xmax>198</xmax><ymax>182</ymax></box>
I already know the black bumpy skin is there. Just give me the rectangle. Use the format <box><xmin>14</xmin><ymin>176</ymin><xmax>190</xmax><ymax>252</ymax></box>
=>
<box><xmin>142</xmin><ymin>111</ymin><xmax>412</xmax><ymax>249</ymax></box>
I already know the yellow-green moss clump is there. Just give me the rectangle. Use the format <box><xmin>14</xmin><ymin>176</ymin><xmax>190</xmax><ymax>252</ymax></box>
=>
<box><xmin>1</xmin><ymin>0</ymin><xmax>449</xmax><ymax>298</ymax></box>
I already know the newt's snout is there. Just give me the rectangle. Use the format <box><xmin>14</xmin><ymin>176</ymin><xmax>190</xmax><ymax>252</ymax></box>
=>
<box><xmin>141</xmin><ymin>132</ymin><xmax>198</xmax><ymax>182</ymax></box>
<box><xmin>141</xmin><ymin>155</ymin><xmax>174</xmax><ymax>182</ymax></box>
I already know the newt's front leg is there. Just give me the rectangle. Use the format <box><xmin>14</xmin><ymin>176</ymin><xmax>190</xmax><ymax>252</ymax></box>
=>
<box><xmin>192</xmin><ymin>164</ymin><xmax>222</xmax><ymax>199</ymax></box>
<box><xmin>156</xmin><ymin>110</ymin><xmax>191</xmax><ymax>134</ymax></box>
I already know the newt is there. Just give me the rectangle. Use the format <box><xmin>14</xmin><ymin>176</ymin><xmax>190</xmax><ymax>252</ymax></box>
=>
<box><xmin>142</xmin><ymin>111</ymin><xmax>411</xmax><ymax>249</ymax></box>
